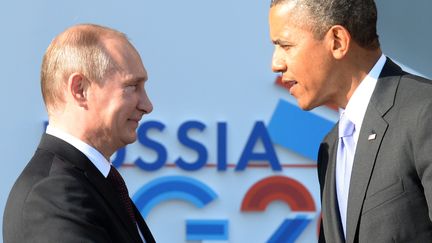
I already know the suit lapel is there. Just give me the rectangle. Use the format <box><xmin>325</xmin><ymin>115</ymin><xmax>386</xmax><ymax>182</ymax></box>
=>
<box><xmin>345</xmin><ymin>58</ymin><xmax>403</xmax><ymax>243</ymax></box>
<box><xmin>39</xmin><ymin>134</ymin><xmax>143</xmax><ymax>243</ymax></box>
<box><xmin>134</xmin><ymin>204</ymin><xmax>156</xmax><ymax>243</ymax></box>
<box><xmin>345</xmin><ymin>107</ymin><xmax>388</xmax><ymax>243</ymax></box>
<box><xmin>321</xmin><ymin>126</ymin><xmax>345</xmax><ymax>243</ymax></box>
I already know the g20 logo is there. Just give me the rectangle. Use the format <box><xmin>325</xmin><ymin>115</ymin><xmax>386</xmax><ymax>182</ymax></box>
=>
<box><xmin>132</xmin><ymin>175</ymin><xmax>318</xmax><ymax>242</ymax></box>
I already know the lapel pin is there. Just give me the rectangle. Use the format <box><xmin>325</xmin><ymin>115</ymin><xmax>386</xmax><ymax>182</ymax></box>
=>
<box><xmin>368</xmin><ymin>133</ymin><xmax>377</xmax><ymax>140</ymax></box>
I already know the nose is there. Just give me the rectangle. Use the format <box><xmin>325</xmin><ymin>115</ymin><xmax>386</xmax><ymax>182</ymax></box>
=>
<box><xmin>271</xmin><ymin>47</ymin><xmax>286</xmax><ymax>73</ymax></box>
<box><xmin>138</xmin><ymin>88</ymin><xmax>153</xmax><ymax>114</ymax></box>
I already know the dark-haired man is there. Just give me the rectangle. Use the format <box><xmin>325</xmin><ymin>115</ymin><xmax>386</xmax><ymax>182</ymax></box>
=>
<box><xmin>269</xmin><ymin>0</ymin><xmax>432</xmax><ymax>242</ymax></box>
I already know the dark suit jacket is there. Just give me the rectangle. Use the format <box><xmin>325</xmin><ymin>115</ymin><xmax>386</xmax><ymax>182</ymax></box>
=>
<box><xmin>3</xmin><ymin>134</ymin><xmax>156</xmax><ymax>243</ymax></box>
<box><xmin>318</xmin><ymin>59</ymin><xmax>432</xmax><ymax>243</ymax></box>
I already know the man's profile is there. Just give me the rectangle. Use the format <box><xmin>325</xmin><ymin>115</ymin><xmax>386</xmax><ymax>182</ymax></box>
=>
<box><xmin>269</xmin><ymin>0</ymin><xmax>432</xmax><ymax>242</ymax></box>
<box><xmin>3</xmin><ymin>24</ymin><xmax>156</xmax><ymax>243</ymax></box>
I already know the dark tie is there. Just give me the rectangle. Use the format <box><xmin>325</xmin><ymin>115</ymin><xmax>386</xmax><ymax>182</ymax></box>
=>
<box><xmin>107</xmin><ymin>165</ymin><xmax>136</xmax><ymax>222</ymax></box>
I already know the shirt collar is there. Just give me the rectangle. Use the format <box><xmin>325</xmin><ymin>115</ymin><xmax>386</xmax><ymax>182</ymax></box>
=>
<box><xmin>46</xmin><ymin>125</ymin><xmax>111</xmax><ymax>178</ymax></box>
<box><xmin>343</xmin><ymin>54</ymin><xmax>386</xmax><ymax>129</ymax></box>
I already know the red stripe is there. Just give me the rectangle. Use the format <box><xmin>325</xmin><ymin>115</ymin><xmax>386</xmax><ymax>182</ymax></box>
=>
<box><xmin>121</xmin><ymin>163</ymin><xmax>317</xmax><ymax>168</ymax></box>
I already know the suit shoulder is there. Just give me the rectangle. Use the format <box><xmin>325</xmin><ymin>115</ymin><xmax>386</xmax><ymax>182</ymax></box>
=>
<box><xmin>23</xmin><ymin>151</ymin><xmax>93</xmax><ymax>204</ymax></box>
<box><xmin>5</xmin><ymin>148</ymin><xmax>92</xmax><ymax>213</ymax></box>
<box><xmin>5</xmin><ymin>148</ymin><xmax>56</xmax><ymax>208</ymax></box>
<box><xmin>390</xmin><ymin>74</ymin><xmax>432</xmax><ymax>115</ymax></box>
<box><xmin>6</xmin><ymin>175</ymin><xmax>110</xmax><ymax>243</ymax></box>
<box><xmin>3</xmin><ymin>148</ymin><xmax>95</xmax><ymax>241</ymax></box>
<box><xmin>398</xmin><ymin>74</ymin><xmax>432</xmax><ymax>93</ymax></box>
<box><xmin>7</xmin><ymin>147</ymin><xmax>88</xmax><ymax>201</ymax></box>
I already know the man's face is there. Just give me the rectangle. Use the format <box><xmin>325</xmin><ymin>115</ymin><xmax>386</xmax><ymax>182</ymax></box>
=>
<box><xmin>86</xmin><ymin>38</ymin><xmax>153</xmax><ymax>154</ymax></box>
<box><xmin>269</xmin><ymin>4</ymin><xmax>339</xmax><ymax>110</ymax></box>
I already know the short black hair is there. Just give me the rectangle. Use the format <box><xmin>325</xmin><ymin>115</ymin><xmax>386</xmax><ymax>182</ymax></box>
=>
<box><xmin>270</xmin><ymin>0</ymin><xmax>380</xmax><ymax>50</ymax></box>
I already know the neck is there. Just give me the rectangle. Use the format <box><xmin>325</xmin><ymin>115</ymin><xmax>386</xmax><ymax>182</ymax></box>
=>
<box><xmin>336</xmin><ymin>47</ymin><xmax>382</xmax><ymax>108</ymax></box>
<box><xmin>48</xmin><ymin>116</ymin><xmax>114</xmax><ymax>160</ymax></box>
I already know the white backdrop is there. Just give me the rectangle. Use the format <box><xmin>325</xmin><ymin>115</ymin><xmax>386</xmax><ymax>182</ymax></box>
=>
<box><xmin>0</xmin><ymin>1</ymin><xmax>430</xmax><ymax>242</ymax></box>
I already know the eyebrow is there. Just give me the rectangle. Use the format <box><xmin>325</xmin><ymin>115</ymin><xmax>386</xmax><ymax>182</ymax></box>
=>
<box><xmin>272</xmin><ymin>39</ymin><xmax>290</xmax><ymax>46</ymax></box>
<box><xmin>124</xmin><ymin>76</ymin><xmax>148</xmax><ymax>85</ymax></box>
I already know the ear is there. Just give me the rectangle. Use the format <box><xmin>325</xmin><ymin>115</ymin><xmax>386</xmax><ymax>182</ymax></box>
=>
<box><xmin>327</xmin><ymin>25</ymin><xmax>351</xmax><ymax>59</ymax></box>
<box><xmin>68</xmin><ymin>73</ymin><xmax>89</xmax><ymax>108</ymax></box>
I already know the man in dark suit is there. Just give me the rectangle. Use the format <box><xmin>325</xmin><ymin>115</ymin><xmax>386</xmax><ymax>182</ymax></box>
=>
<box><xmin>3</xmin><ymin>24</ymin><xmax>156</xmax><ymax>243</ymax></box>
<box><xmin>269</xmin><ymin>0</ymin><xmax>432</xmax><ymax>242</ymax></box>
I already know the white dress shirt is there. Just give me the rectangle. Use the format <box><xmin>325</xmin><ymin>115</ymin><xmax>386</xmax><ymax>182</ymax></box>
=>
<box><xmin>337</xmin><ymin>54</ymin><xmax>386</xmax><ymax>237</ymax></box>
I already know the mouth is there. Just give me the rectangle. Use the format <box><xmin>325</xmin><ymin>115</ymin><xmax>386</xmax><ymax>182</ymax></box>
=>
<box><xmin>127</xmin><ymin>118</ymin><xmax>141</xmax><ymax>126</ymax></box>
<box><xmin>282</xmin><ymin>80</ymin><xmax>298</xmax><ymax>93</ymax></box>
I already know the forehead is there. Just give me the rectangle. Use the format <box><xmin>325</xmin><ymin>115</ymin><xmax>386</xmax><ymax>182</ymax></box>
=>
<box><xmin>269</xmin><ymin>3</ymin><xmax>310</xmax><ymax>40</ymax></box>
<box><xmin>104</xmin><ymin>37</ymin><xmax>147</xmax><ymax>81</ymax></box>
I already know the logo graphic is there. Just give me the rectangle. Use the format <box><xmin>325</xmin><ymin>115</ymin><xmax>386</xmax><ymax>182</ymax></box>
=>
<box><xmin>241</xmin><ymin>176</ymin><xmax>316</xmax><ymax>242</ymax></box>
<box><xmin>186</xmin><ymin>220</ymin><xmax>229</xmax><ymax>241</ymax></box>
<box><xmin>268</xmin><ymin>77</ymin><xmax>335</xmax><ymax>161</ymax></box>
<box><xmin>133</xmin><ymin>176</ymin><xmax>217</xmax><ymax>218</ymax></box>
<box><xmin>133</xmin><ymin>176</ymin><xmax>228</xmax><ymax>241</ymax></box>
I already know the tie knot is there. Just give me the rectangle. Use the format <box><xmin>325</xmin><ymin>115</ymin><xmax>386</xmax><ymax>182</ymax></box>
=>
<box><xmin>339</xmin><ymin>114</ymin><xmax>355</xmax><ymax>138</ymax></box>
<box><xmin>108</xmin><ymin>166</ymin><xmax>128</xmax><ymax>190</ymax></box>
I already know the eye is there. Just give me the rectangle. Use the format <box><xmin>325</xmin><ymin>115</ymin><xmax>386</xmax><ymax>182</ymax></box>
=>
<box><xmin>279</xmin><ymin>44</ymin><xmax>292</xmax><ymax>50</ymax></box>
<box><xmin>124</xmin><ymin>84</ymin><xmax>138</xmax><ymax>93</ymax></box>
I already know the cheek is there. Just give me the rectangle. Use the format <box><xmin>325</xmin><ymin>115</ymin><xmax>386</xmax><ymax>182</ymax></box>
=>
<box><xmin>289</xmin><ymin>51</ymin><xmax>311</xmax><ymax>78</ymax></box>
<box><xmin>305</xmin><ymin>70</ymin><xmax>327</xmax><ymax>93</ymax></box>
<box><xmin>115</xmin><ymin>107</ymin><xmax>129</xmax><ymax>122</ymax></box>
<box><xmin>117</xmin><ymin>101</ymin><xmax>136</xmax><ymax>120</ymax></box>
<box><xmin>305</xmin><ymin>54</ymin><xmax>332</xmax><ymax>85</ymax></box>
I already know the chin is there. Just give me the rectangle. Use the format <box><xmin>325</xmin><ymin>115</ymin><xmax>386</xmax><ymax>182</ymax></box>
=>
<box><xmin>297</xmin><ymin>98</ymin><xmax>321</xmax><ymax>111</ymax></box>
<box><xmin>297</xmin><ymin>101</ymin><xmax>313</xmax><ymax>111</ymax></box>
<box><xmin>122</xmin><ymin>133</ymin><xmax>138</xmax><ymax>145</ymax></box>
